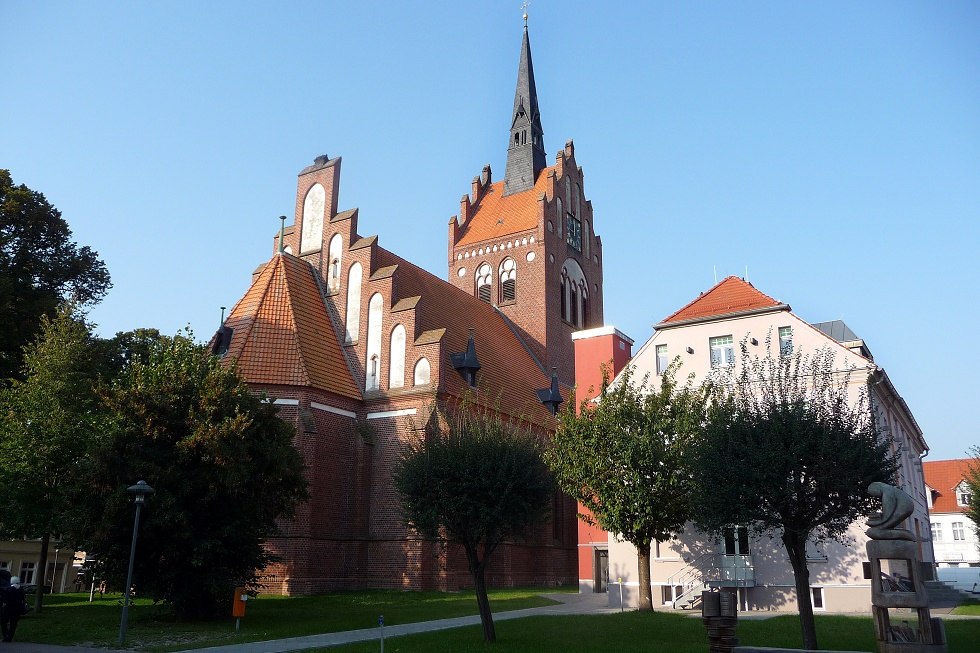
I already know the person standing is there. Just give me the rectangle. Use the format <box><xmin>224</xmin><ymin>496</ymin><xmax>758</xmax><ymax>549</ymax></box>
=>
<box><xmin>0</xmin><ymin>570</ymin><xmax>27</xmax><ymax>642</ymax></box>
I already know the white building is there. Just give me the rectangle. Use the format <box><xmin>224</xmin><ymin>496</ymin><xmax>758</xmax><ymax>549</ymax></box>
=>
<box><xmin>573</xmin><ymin>276</ymin><xmax>933</xmax><ymax>613</ymax></box>
<box><xmin>923</xmin><ymin>459</ymin><xmax>979</xmax><ymax>569</ymax></box>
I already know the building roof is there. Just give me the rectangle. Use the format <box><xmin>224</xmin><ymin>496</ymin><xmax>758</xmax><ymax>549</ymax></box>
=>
<box><xmin>223</xmin><ymin>253</ymin><xmax>361</xmax><ymax>400</ymax></box>
<box><xmin>923</xmin><ymin>458</ymin><xmax>977</xmax><ymax>514</ymax></box>
<box><xmin>812</xmin><ymin>320</ymin><xmax>861</xmax><ymax>343</ymax></box>
<box><xmin>371</xmin><ymin>242</ymin><xmax>559</xmax><ymax>425</ymax></box>
<box><xmin>657</xmin><ymin>276</ymin><xmax>788</xmax><ymax>327</ymax></box>
<box><xmin>455</xmin><ymin>166</ymin><xmax>553</xmax><ymax>247</ymax></box>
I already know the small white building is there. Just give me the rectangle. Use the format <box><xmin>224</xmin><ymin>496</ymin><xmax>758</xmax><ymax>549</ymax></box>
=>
<box><xmin>574</xmin><ymin>276</ymin><xmax>933</xmax><ymax>613</ymax></box>
<box><xmin>923</xmin><ymin>459</ymin><xmax>979</xmax><ymax>570</ymax></box>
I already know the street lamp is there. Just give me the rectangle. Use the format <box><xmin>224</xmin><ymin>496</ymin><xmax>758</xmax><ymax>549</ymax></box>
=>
<box><xmin>118</xmin><ymin>480</ymin><xmax>154</xmax><ymax>647</ymax></box>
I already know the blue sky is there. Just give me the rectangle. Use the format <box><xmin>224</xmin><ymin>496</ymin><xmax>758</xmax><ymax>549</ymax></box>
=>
<box><xmin>2</xmin><ymin>1</ymin><xmax>978</xmax><ymax>460</ymax></box>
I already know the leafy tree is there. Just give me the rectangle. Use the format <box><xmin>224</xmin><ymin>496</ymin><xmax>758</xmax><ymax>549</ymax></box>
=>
<box><xmin>0</xmin><ymin>170</ymin><xmax>110</xmax><ymax>383</ymax></box>
<box><xmin>393</xmin><ymin>404</ymin><xmax>553</xmax><ymax>643</ymax></box>
<box><xmin>547</xmin><ymin>362</ymin><xmax>705</xmax><ymax>611</ymax></box>
<box><xmin>694</xmin><ymin>342</ymin><xmax>896</xmax><ymax>650</ymax></box>
<box><xmin>0</xmin><ymin>304</ymin><xmax>106</xmax><ymax>613</ymax></box>
<box><xmin>966</xmin><ymin>447</ymin><xmax>980</xmax><ymax>549</ymax></box>
<box><xmin>72</xmin><ymin>334</ymin><xmax>308</xmax><ymax>619</ymax></box>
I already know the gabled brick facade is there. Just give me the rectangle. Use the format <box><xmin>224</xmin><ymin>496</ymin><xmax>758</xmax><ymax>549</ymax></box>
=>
<box><xmin>218</xmin><ymin>25</ymin><xmax>601</xmax><ymax>594</ymax></box>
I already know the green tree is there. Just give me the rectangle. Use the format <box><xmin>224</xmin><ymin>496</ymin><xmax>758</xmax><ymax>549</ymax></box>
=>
<box><xmin>0</xmin><ymin>170</ymin><xmax>111</xmax><ymax>383</ymax></box>
<box><xmin>694</xmin><ymin>342</ymin><xmax>896</xmax><ymax>650</ymax></box>
<box><xmin>393</xmin><ymin>405</ymin><xmax>553</xmax><ymax>643</ymax></box>
<box><xmin>547</xmin><ymin>362</ymin><xmax>705</xmax><ymax>611</ymax></box>
<box><xmin>966</xmin><ymin>447</ymin><xmax>980</xmax><ymax>550</ymax></box>
<box><xmin>72</xmin><ymin>334</ymin><xmax>308</xmax><ymax>618</ymax></box>
<box><xmin>0</xmin><ymin>304</ymin><xmax>106</xmax><ymax>613</ymax></box>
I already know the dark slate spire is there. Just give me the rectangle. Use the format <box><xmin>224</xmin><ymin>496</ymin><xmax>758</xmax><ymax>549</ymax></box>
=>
<box><xmin>503</xmin><ymin>25</ymin><xmax>546</xmax><ymax>197</ymax></box>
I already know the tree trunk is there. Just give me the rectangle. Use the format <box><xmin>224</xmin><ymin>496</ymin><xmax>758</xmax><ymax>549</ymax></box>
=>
<box><xmin>34</xmin><ymin>532</ymin><xmax>50</xmax><ymax>614</ymax></box>
<box><xmin>782</xmin><ymin>530</ymin><xmax>817</xmax><ymax>650</ymax></box>
<box><xmin>465</xmin><ymin>546</ymin><xmax>496</xmax><ymax>643</ymax></box>
<box><xmin>636</xmin><ymin>540</ymin><xmax>653</xmax><ymax>612</ymax></box>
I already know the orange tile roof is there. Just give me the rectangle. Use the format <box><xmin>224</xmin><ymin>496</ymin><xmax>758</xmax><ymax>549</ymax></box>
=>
<box><xmin>373</xmin><ymin>244</ymin><xmax>559</xmax><ymax>426</ymax></box>
<box><xmin>455</xmin><ymin>166</ymin><xmax>554</xmax><ymax>247</ymax></box>
<box><xmin>223</xmin><ymin>253</ymin><xmax>360</xmax><ymax>399</ymax></box>
<box><xmin>923</xmin><ymin>458</ymin><xmax>977</xmax><ymax>514</ymax></box>
<box><xmin>659</xmin><ymin>276</ymin><xmax>787</xmax><ymax>326</ymax></box>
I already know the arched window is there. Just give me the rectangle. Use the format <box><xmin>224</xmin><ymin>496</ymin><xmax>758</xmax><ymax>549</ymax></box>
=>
<box><xmin>575</xmin><ymin>183</ymin><xmax>582</xmax><ymax>219</ymax></box>
<box><xmin>580</xmin><ymin>283</ymin><xmax>589</xmax><ymax>329</ymax></box>
<box><xmin>556</xmin><ymin>197</ymin><xmax>563</xmax><ymax>236</ymax></box>
<box><xmin>345</xmin><ymin>262</ymin><xmax>362</xmax><ymax>342</ymax></box>
<box><xmin>328</xmin><ymin>234</ymin><xmax>343</xmax><ymax>292</ymax></box>
<box><xmin>499</xmin><ymin>258</ymin><xmax>516</xmax><ymax>302</ymax></box>
<box><xmin>414</xmin><ymin>357</ymin><xmax>431</xmax><ymax>386</ymax></box>
<box><xmin>301</xmin><ymin>183</ymin><xmax>325</xmax><ymax>254</ymax></box>
<box><xmin>476</xmin><ymin>263</ymin><xmax>492</xmax><ymax>303</ymax></box>
<box><xmin>564</xmin><ymin>177</ymin><xmax>571</xmax><ymax>213</ymax></box>
<box><xmin>584</xmin><ymin>220</ymin><xmax>591</xmax><ymax>259</ymax></box>
<box><xmin>389</xmin><ymin>324</ymin><xmax>406</xmax><ymax>389</ymax></box>
<box><xmin>561</xmin><ymin>259</ymin><xmax>588</xmax><ymax>326</ymax></box>
<box><xmin>365</xmin><ymin>293</ymin><xmax>383</xmax><ymax>390</ymax></box>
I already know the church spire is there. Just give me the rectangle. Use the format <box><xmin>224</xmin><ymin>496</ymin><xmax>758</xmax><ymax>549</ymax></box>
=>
<box><xmin>503</xmin><ymin>23</ymin><xmax>546</xmax><ymax>196</ymax></box>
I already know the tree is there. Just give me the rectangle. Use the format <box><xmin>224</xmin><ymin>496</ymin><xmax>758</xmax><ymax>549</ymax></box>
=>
<box><xmin>71</xmin><ymin>334</ymin><xmax>308</xmax><ymax>618</ymax></box>
<box><xmin>693</xmin><ymin>342</ymin><xmax>896</xmax><ymax>650</ymax></box>
<box><xmin>966</xmin><ymin>447</ymin><xmax>980</xmax><ymax>549</ymax></box>
<box><xmin>0</xmin><ymin>170</ymin><xmax>111</xmax><ymax>383</ymax></box>
<box><xmin>393</xmin><ymin>404</ymin><xmax>553</xmax><ymax>643</ymax></box>
<box><xmin>0</xmin><ymin>304</ymin><xmax>106</xmax><ymax>613</ymax></box>
<box><xmin>547</xmin><ymin>363</ymin><xmax>705</xmax><ymax>611</ymax></box>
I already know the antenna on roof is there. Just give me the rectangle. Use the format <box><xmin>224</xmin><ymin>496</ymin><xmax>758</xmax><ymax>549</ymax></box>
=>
<box><xmin>745</xmin><ymin>265</ymin><xmax>749</xmax><ymax>282</ymax></box>
<box><xmin>713</xmin><ymin>265</ymin><xmax>717</xmax><ymax>284</ymax></box>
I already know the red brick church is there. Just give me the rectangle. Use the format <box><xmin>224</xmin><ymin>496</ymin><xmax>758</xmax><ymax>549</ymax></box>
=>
<box><xmin>217</xmin><ymin>24</ymin><xmax>604</xmax><ymax>594</ymax></box>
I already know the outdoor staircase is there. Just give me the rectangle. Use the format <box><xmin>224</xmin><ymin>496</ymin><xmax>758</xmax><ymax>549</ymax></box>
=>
<box><xmin>666</xmin><ymin>553</ymin><xmax>714</xmax><ymax>610</ymax></box>
<box><xmin>924</xmin><ymin>579</ymin><xmax>973</xmax><ymax>608</ymax></box>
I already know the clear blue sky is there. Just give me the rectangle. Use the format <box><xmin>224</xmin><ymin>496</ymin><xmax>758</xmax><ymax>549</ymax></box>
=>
<box><xmin>2</xmin><ymin>1</ymin><xmax>978</xmax><ymax>460</ymax></box>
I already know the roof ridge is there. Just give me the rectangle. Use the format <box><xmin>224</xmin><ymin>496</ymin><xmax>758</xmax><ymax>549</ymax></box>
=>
<box><xmin>659</xmin><ymin>276</ymin><xmax>785</xmax><ymax>326</ymax></box>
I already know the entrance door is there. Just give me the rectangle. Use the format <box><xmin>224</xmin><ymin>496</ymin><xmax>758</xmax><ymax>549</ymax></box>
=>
<box><xmin>594</xmin><ymin>548</ymin><xmax>609</xmax><ymax>593</ymax></box>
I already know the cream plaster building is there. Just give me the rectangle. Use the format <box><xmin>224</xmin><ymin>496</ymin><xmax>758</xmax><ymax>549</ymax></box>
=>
<box><xmin>576</xmin><ymin>276</ymin><xmax>933</xmax><ymax>613</ymax></box>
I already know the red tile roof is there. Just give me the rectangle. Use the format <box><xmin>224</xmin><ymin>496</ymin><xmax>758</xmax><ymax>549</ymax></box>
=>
<box><xmin>923</xmin><ymin>458</ymin><xmax>978</xmax><ymax>514</ymax></box>
<box><xmin>658</xmin><ymin>276</ymin><xmax>787</xmax><ymax>326</ymax></box>
<box><xmin>455</xmin><ymin>166</ymin><xmax>554</xmax><ymax>247</ymax></box>
<box><xmin>223</xmin><ymin>253</ymin><xmax>361</xmax><ymax>399</ymax></box>
<box><xmin>377</xmin><ymin>245</ymin><xmax>558</xmax><ymax>426</ymax></box>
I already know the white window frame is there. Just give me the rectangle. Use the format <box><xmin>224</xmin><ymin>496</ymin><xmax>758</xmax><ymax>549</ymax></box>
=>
<box><xmin>656</xmin><ymin>344</ymin><xmax>668</xmax><ymax>375</ymax></box>
<box><xmin>952</xmin><ymin>522</ymin><xmax>965</xmax><ymax>541</ymax></box>
<box><xmin>778</xmin><ymin>326</ymin><xmax>793</xmax><ymax>357</ymax></box>
<box><xmin>709</xmin><ymin>335</ymin><xmax>735</xmax><ymax>369</ymax></box>
<box><xmin>811</xmin><ymin>586</ymin><xmax>825</xmax><ymax>611</ymax></box>
<box><xmin>957</xmin><ymin>485</ymin><xmax>972</xmax><ymax>507</ymax></box>
<box><xmin>931</xmin><ymin>522</ymin><xmax>942</xmax><ymax>542</ymax></box>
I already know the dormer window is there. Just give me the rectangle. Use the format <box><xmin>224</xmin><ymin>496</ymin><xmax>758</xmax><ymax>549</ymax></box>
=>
<box><xmin>957</xmin><ymin>484</ymin><xmax>973</xmax><ymax>507</ymax></box>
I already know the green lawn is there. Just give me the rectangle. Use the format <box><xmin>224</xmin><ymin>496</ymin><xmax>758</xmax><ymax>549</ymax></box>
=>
<box><xmin>13</xmin><ymin>588</ymin><xmax>564</xmax><ymax>651</ymax></box>
<box><xmin>323</xmin><ymin>611</ymin><xmax>980</xmax><ymax>653</ymax></box>
<box><xmin>952</xmin><ymin>598</ymin><xmax>980</xmax><ymax>615</ymax></box>
<box><xmin>13</xmin><ymin>590</ymin><xmax>980</xmax><ymax>653</ymax></box>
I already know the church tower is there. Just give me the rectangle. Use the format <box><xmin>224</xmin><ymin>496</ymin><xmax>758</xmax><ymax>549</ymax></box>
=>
<box><xmin>447</xmin><ymin>22</ymin><xmax>604</xmax><ymax>387</ymax></box>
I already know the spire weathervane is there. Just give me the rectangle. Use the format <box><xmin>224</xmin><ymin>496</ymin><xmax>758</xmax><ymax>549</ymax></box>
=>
<box><xmin>522</xmin><ymin>1</ymin><xmax>528</xmax><ymax>27</ymax></box>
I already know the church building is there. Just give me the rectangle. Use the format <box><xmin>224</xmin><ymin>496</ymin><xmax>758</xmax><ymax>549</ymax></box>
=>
<box><xmin>216</xmin><ymin>24</ymin><xmax>603</xmax><ymax>594</ymax></box>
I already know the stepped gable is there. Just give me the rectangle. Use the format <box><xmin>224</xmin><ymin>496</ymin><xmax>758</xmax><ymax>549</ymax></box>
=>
<box><xmin>923</xmin><ymin>459</ymin><xmax>975</xmax><ymax>513</ymax></box>
<box><xmin>455</xmin><ymin>165</ymin><xmax>554</xmax><ymax>247</ymax></box>
<box><xmin>369</xmin><ymin>241</ymin><xmax>558</xmax><ymax>426</ymax></box>
<box><xmin>223</xmin><ymin>253</ymin><xmax>360</xmax><ymax>399</ymax></box>
<box><xmin>658</xmin><ymin>276</ymin><xmax>787</xmax><ymax>326</ymax></box>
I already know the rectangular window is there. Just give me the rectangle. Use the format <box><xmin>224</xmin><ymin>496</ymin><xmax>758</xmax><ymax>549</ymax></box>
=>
<box><xmin>778</xmin><ymin>326</ymin><xmax>793</xmax><ymax>357</ymax></box>
<box><xmin>656</xmin><ymin>344</ymin><xmax>668</xmax><ymax>375</ymax></box>
<box><xmin>931</xmin><ymin>523</ymin><xmax>942</xmax><ymax>542</ymax></box>
<box><xmin>566</xmin><ymin>214</ymin><xmax>582</xmax><ymax>251</ymax></box>
<box><xmin>958</xmin><ymin>491</ymin><xmax>972</xmax><ymax>507</ymax></box>
<box><xmin>19</xmin><ymin>561</ymin><xmax>36</xmax><ymax>585</ymax></box>
<box><xmin>709</xmin><ymin>335</ymin><xmax>735</xmax><ymax>369</ymax></box>
<box><xmin>953</xmin><ymin>522</ymin><xmax>965</xmax><ymax>540</ymax></box>
<box><xmin>811</xmin><ymin>587</ymin><xmax>824</xmax><ymax>610</ymax></box>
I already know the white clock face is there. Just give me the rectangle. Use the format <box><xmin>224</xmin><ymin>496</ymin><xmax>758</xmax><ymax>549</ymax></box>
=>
<box><xmin>301</xmin><ymin>183</ymin><xmax>325</xmax><ymax>254</ymax></box>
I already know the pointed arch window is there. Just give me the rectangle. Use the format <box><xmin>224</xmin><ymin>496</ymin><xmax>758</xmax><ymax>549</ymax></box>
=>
<box><xmin>561</xmin><ymin>260</ymin><xmax>588</xmax><ymax>326</ymax></box>
<box><xmin>570</xmin><ymin>284</ymin><xmax>579</xmax><ymax>327</ymax></box>
<box><xmin>365</xmin><ymin>293</ymin><xmax>383</xmax><ymax>390</ymax></box>
<box><xmin>476</xmin><ymin>263</ymin><xmax>492</xmax><ymax>303</ymax></box>
<box><xmin>559</xmin><ymin>276</ymin><xmax>567</xmax><ymax>321</ymax></box>
<box><xmin>345</xmin><ymin>262</ymin><xmax>362</xmax><ymax>342</ymax></box>
<box><xmin>389</xmin><ymin>324</ymin><xmax>406</xmax><ymax>389</ymax></box>
<box><xmin>499</xmin><ymin>258</ymin><xmax>517</xmax><ymax>303</ymax></box>
<box><xmin>556</xmin><ymin>198</ymin><xmax>563</xmax><ymax>236</ymax></box>
<box><xmin>328</xmin><ymin>234</ymin><xmax>343</xmax><ymax>292</ymax></box>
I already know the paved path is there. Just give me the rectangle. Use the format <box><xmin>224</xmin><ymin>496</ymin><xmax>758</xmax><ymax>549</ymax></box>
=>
<box><xmin>176</xmin><ymin>592</ymin><xmax>619</xmax><ymax>653</ymax></box>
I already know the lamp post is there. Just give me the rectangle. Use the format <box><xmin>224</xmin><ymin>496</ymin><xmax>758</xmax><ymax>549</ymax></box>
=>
<box><xmin>118</xmin><ymin>480</ymin><xmax>154</xmax><ymax>647</ymax></box>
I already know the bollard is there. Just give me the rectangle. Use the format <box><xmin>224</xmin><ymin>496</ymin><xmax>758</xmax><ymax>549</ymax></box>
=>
<box><xmin>618</xmin><ymin>577</ymin><xmax>624</xmax><ymax>612</ymax></box>
<box><xmin>701</xmin><ymin>590</ymin><xmax>738</xmax><ymax>653</ymax></box>
<box><xmin>379</xmin><ymin>614</ymin><xmax>384</xmax><ymax>653</ymax></box>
